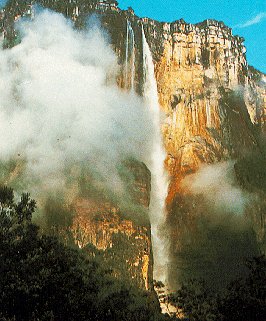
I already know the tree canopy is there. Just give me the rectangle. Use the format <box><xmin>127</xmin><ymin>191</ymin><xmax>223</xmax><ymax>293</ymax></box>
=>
<box><xmin>168</xmin><ymin>255</ymin><xmax>266</xmax><ymax>321</ymax></box>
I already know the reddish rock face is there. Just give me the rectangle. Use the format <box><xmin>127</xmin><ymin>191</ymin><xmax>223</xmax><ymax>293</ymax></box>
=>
<box><xmin>70</xmin><ymin>160</ymin><xmax>153</xmax><ymax>290</ymax></box>
<box><xmin>72</xmin><ymin>197</ymin><xmax>152</xmax><ymax>289</ymax></box>
<box><xmin>142</xmin><ymin>19</ymin><xmax>262</xmax><ymax>171</ymax></box>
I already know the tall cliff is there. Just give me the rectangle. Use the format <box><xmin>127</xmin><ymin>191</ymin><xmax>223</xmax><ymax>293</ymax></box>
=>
<box><xmin>96</xmin><ymin>6</ymin><xmax>265</xmax><ymax>289</ymax></box>
<box><xmin>140</xmin><ymin>15</ymin><xmax>266</xmax><ymax>290</ymax></box>
<box><xmin>1</xmin><ymin>0</ymin><xmax>265</xmax><ymax>293</ymax></box>
<box><xmin>139</xmin><ymin>16</ymin><xmax>265</xmax><ymax>290</ymax></box>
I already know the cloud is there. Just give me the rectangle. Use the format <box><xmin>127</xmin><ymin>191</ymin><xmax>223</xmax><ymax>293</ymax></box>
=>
<box><xmin>168</xmin><ymin>162</ymin><xmax>259</xmax><ymax>290</ymax></box>
<box><xmin>235</xmin><ymin>12</ymin><xmax>266</xmax><ymax>28</ymax></box>
<box><xmin>0</xmin><ymin>10</ymin><xmax>154</xmax><ymax>201</ymax></box>
<box><xmin>181</xmin><ymin>162</ymin><xmax>250</xmax><ymax>215</ymax></box>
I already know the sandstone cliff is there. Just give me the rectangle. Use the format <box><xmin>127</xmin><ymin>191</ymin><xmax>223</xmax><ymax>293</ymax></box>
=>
<box><xmin>1</xmin><ymin>0</ymin><xmax>265</xmax><ymax>293</ymax></box>
<box><xmin>138</xmin><ymin>15</ymin><xmax>266</xmax><ymax>290</ymax></box>
<box><xmin>70</xmin><ymin>160</ymin><xmax>152</xmax><ymax>290</ymax></box>
<box><xmin>100</xmin><ymin>4</ymin><xmax>265</xmax><ymax>290</ymax></box>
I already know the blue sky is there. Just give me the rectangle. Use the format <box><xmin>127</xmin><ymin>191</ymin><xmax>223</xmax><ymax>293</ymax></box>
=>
<box><xmin>0</xmin><ymin>0</ymin><xmax>6</xmax><ymax>8</ymax></box>
<box><xmin>119</xmin><ymin>0</ymin><xmax>266</xmax><ymax>73</ymax></box>
<box><xmin>0</xmin><ymin>0</ymin><xmax>265</xmax><ymax>72</ymax></box>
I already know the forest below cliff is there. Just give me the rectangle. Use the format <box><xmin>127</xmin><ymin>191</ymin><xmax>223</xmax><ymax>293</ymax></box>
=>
<box><xmin>0</xmin><ymin>186</ymin><xmax>265</xmax><ymax>321</ymax></box>
<box><xmin>0</xmin><ymin>186</ymin><xmax>165</xmax><ymax>321</ymax></box>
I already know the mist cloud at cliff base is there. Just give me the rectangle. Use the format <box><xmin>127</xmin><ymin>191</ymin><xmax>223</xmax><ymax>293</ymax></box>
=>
<box><xmin>168</xmin><ymin>161</ymin><xmax>260</xmax><ymax>291</ymax></box>
<box><xmin>181</xmin><ymin>161</ymin><xmax>251</xmax><ymax>215</ymax></box>
<box><xmin>0</xmin><ymin>10</ymin><xmax>153</xmax><ymax>223</ymax></box>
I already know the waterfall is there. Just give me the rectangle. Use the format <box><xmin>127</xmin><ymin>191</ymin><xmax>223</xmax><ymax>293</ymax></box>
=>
<box><xmin>125</xmin><ymin>20</ymin><xmax>135</xmax><ymax>91</ymax></box>
<box><xmin>125</xmin><ymin>21</ymin><xmax>129</xmax><ymax>86</ymax></box>
<box><xmin>142</xmin><ymin>26</ymin><xmax>169</xmax><ymax>284</ymax></box>
<box><xmin>206</xmin><ymin>99</ymin><xmax>212</xmax><ymax>127</ymax></box>
<box><xmin>129</xmin><ymin>22</ymin><xmax>135</xmax><ymax>91</ymax></box>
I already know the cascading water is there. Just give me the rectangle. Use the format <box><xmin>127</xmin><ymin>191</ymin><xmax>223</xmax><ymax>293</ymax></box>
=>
<box><xmin>125</xmin><ymin>20</ymin><xmax>135</xmax><ymax>91</ymax></box>
<box><xmin>129</xmin><ymin>22</ymin><xmax>135</xmax><ymax>91</ymax></box>
<box><xmin>125</xmin><ymin>20</ymin><xmax>129</xmax><ymax>85</ymax></box>
<box><xmin>142</xmin><ymin>26</ymin><xmax>169</xmax><ymax>284</ymax></box>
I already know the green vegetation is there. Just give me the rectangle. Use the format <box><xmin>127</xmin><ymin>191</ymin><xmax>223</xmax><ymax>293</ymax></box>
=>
<box><xmin>0</xmin><ymin>186</ymin><xmax>168</xmax><ymax>321</ymax></box>
<box><xmin>168</xmin><ymin>255</ymin><xmax>266</xmax><ymax>321</ymax></box>
<box><xmin>248</xmin><ymin>66</ymin><xmax>265</xmax><ymax>82</ymax></box>
<box><xmin>235</xmin><ymin>151</ymin><xmax>266</xmax><ymax>193</ymax></box>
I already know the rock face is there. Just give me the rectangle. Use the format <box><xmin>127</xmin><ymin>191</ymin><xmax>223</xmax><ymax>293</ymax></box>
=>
<box><xmin>141</xmin><ymin>18</ymin><xmax>263</xmax><ymax>170</ymax></box>
<box><xmin>139</xmin><ymin>17</ymin><xmax>266</xmax><ymax>290</ymax></box>
<box><xmin>138</xmin><ymin>16</ymin><xmax>265</xmax><ymax>289</ymax></box>
<box><xmin>70</xmin><ymin>161</ymin><xmax>153</xmax><ymax>290</ymax></box>
<box><xmin>2</xmin><ymin>158</ymin><xmax>153</xmax><ymax>290</ymax></box>
<box><xmin>1</xmin><ymin>0</ymin><xmax>266</xmax><ymax>293</ymax></box>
